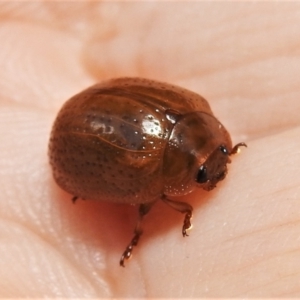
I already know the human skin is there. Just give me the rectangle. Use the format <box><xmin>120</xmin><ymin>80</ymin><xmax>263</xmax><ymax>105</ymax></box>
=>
<box><xmin>0</xmin><ymin>1</ymin><xmax>300</xmax><ymax>297</ymax></box>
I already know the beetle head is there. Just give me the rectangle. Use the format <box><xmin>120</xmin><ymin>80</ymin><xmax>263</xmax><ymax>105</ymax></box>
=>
<box><xmin>163</xmin><ymin>111</ymin><xmax>234</xmax><ymax>196</ymax></box>
<box><xmin>196</xmin><ymin>145</ymin><xmax>231</xmax><ymax>191</ymax></box>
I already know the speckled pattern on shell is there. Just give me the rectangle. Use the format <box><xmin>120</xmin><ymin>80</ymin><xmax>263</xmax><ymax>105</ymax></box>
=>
<box><xmin>49</xmin><ymin>77</ymin><xmax>231</xmax><ymax>204</ymax></box>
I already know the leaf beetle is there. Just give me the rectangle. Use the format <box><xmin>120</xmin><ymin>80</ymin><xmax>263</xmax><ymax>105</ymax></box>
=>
<box><xmin>48</xmin><ymin>77</ymin><xmax>246</xmax><ymax>266</ymax></box>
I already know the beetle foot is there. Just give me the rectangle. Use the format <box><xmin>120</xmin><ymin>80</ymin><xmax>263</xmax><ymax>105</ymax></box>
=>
<box><xmin>120</xmin><ymin>233</ymin><xmax>140</xmax><ymax>267</ymax></box>
<box><xmin>161</xmin><ymin>196</ymin><xmax>193</xmax><ymax>237</ymax></box>
<box><xmin>182</xmin><ymin>211</ymin><xmax>193</xmax><ymax>237</ymax></box>
<box><xmin>231</xmin><ymin>142</ymin><xmax>247</xmax><ymax>155</ymax></box>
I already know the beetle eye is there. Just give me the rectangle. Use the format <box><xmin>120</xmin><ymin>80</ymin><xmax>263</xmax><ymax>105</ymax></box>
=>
<box><xmin>219</xmin><ymin>145</ymin><xmax>228</xmax><ymax>155</ymax></box>
<box><xmin>196</xmin><ymin>165</ymin><xmax>208</xmax><ymax>183</ymax></box>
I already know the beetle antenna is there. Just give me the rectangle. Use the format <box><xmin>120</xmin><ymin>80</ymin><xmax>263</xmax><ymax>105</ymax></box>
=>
<box><xmin>231</xmin><ymin>142</ymin><xmax>247</xmax><ymax>155</ymax></box>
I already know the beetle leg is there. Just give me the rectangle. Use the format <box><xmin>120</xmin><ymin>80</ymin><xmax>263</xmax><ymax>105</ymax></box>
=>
<box><xmin>72</xmin><ymin>196</ymin><xmax>86</xmax><ymax>203</ymax></box>
<box><xmin>162</xmin><ymin>196</ymin><xmax>193</xmax><ymax>237</ymax></box>
<box><xmin>231</xmin><ymin>142</ymin><xmax>247</xmax><ymax>155</ymax></box>
<box><xmin>120</xmin><ymin>202</ymin><xmax>155</xmax><ymax>267</ymax></box>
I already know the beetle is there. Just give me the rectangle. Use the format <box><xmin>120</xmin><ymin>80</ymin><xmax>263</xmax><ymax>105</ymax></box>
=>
<box><xmin>48</xmin><ymin>77</ymin><xmax>246</xmax><ymax>266</ymax></box>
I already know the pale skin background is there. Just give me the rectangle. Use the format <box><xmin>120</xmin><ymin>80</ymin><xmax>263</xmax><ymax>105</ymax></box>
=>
<box><xmin>0</xmin><ymin>1</ymin><xmax>300</xmax><ymax>297</ymax></box>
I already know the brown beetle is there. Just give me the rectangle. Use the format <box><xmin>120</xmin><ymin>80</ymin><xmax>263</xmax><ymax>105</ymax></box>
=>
<box><xmin>49</xmin><ymin>77</ymin><xmax>246</xmax><ymax>266</ymax></box>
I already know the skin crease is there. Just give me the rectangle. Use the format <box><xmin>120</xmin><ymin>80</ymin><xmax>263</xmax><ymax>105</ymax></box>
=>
<box><xmin>0</xmin><ymin>1</ymin><xmax>300</xmax><ymax>297</ymax></box>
